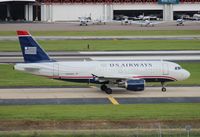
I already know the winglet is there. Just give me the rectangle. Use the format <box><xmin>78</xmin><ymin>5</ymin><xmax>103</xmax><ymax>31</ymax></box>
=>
<box><xmin>17</xmin><ymin>30</ymin><xmax>30</xmax><ymax>36</ymax></box>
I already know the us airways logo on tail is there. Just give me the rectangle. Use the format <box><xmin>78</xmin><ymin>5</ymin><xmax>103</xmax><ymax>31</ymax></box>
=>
<box><xmin>24</xmin><ymin>47</ymin><xmax>37</xmax><ymax>55</ymax></box>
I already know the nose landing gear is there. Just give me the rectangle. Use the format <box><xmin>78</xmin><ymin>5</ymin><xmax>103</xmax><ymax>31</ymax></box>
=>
<box><xmin>162</xmin><ymin>87</ymin><xmax>166</xmax><ymax>92</ymax></box>
<box><xmin>101</xmin><ymin>84</ymin><xmax>112</xmax><ymax>94</ymax></box>
<box><xmin>161</xmin><ymin>82</ymin><xmax>166</xmax><ymax>92</ymax></box>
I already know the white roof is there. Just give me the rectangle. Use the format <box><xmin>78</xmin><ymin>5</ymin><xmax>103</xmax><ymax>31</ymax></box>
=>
<box><xmin>0</xmin><ymin>0</ymin><xmax>35</xmax><ymax>2</ymax></box>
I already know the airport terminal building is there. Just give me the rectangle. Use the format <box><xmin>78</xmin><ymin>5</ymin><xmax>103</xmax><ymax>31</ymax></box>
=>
<box><xmin>0</xmin><ymin>0</ymin><xmax>200</xmax><ymax>22</ymax></box>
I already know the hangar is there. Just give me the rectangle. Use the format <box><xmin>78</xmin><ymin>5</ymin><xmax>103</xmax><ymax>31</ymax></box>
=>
<box><xmin>0</xmin><ymin>0</ymin><xmax>199</xmax><ymax>22</ymax></box>
<box><xmin>0</xmin><ymin>0</ymin><xmax>40</xmax><ymax>21</ymax></box>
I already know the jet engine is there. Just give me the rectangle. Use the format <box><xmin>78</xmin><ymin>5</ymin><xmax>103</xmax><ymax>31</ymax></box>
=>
<box><xmin>119</xmin><ymin>79</ymin><xmax>145</xmax><ymax>91</ymax></box>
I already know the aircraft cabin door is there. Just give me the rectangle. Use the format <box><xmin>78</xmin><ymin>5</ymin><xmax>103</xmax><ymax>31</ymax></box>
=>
<box><xmin>162</xmin><ymin>63</ymin><xmax>169</xmax><ymax>75</ymax></box>
<box><xmin>53</xmin><ymin>63</ymin><xmax>59</xmax><ymax>78</ymax></box>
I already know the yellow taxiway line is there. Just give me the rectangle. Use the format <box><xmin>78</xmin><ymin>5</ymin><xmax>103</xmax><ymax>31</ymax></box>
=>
<box><xmin>108</xmin><ymin>95</ymin><xmax>119</xmax><ymax>105</ymax></box>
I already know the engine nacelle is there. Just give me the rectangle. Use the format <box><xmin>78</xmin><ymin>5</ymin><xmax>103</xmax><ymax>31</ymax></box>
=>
<box><xmin>125</xmin><ymin>79</ymin><xmax>145</xmax><ymax>91</ymax></box>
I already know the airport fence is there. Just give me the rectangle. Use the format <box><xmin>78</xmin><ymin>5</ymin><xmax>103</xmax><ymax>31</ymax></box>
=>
<box><xmin>1</xmin><ymin>123</ymin><xmax>199</xmax><ymax>137</ymax></box>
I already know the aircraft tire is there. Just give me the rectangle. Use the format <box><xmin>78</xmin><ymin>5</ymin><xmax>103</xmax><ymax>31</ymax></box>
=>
<box><xmin>101</xmin><ymin>85</ymin><xmax>107</xmax><ymax>91</ymax></box>
<box><xmin>162</xmin><ymin>87</ymin><xmax>166</xmax><ymax>92</ymax></box>
<box><xmin>105</xmin><ymin>88</ymin><xmax>112</xmax><ymax>94</ymax></box>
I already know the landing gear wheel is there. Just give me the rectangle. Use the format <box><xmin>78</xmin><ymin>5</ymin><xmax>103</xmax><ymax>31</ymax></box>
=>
<box><xmin>161</xmin><ymin>82</ymin><xmax>167</xmax><ymax>92</ymax></box>
<box><xmin>100</xmin><ymin>85</ymin><xmax>112</xmax><ymax>94</ymax></box>
<box><xmin>162</xmin><ymin>87</ymin><xmax>166</xmax><ymax>92</ymax></box>
<box><xmin>101</xmin><ymin>85</ymin><xmax>107</xmax><ymax>91</ymax></box>
<box><xmin>105</xmin><ymin>88</ymin><xmax>112</xmax><ymax>94</ymax></box>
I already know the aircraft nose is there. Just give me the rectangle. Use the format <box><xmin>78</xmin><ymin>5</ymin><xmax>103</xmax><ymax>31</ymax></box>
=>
<box><xmin>183</xmin><ymin>69</ymin><xmax>190</xmax><ymax>80</ymax></box>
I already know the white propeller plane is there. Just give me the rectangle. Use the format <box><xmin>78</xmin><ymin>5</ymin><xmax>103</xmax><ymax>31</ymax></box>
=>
<box><xmin>176</xmin><ymin>19</ymin><xmax>185</xmax><ymax>26</ymax></box>
<box><xmin>121</xmin><ymin>16</ymin><xmax>133</xmax><ymax>25</ymax></box>
<box><xmin>78</xmin><ymin>16</ymin><xmax>106</xmax><ymax>26</ymax></box>
<box><xmin>14</xmin><ymin>30</ymin><xmax>190</xmax><ymax>94</ymax></box>
<box><xmin>78</xmin><ymin>17</ymin><xmax>92</xmax><ymax>26</ymax></box>
<box><xmin>133</xmin><ymin>20</ymin><xmax>163</xmax><ymax>27</ymax></box>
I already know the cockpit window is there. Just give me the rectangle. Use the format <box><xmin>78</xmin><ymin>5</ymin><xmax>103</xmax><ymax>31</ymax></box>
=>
<box><xmin>175</xmin><ymin>66</ymin><xmax>182</xmax><ymax>70</ymax></box>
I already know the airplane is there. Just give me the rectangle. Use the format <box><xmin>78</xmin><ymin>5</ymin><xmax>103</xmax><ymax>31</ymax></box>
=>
<box><xmin>176</xmin><ymin>19</ymin><xmax>185</xmax><ymax>26</ymax></box>
<box><xmin>175</xmin><ymin>13</ymin><xmax>200</xmax><ymax>21</ymax></box>
<box><xmin>93</xmin><ymin>19</ymin><xmax>106</xmax><ymax>25</ymax></box>
<box><xmin>176</xmin><ymin>17</ymin><xmax>200</xmax><ymax>26</ymax></box>
<box><xmin>133</xmin><ymin>20</ymin><xmax>162</xmax><ymax>27</ymax></box>
<box><xmin>14</xmin><ymin>30</ymin><xmax>190</xmax><ymax>94</ymax></box>
<box><xmin>138</xmin><ymin>14</ymin><xmax>159</xmax><ymax>20</ymax></box>
<box><xmin>121</xmin><ymin>16</ymin><xmax>132</xmax><ymax>25</ymax></box>
<box><xmin>78</xmin><ymin>17</ymin><xmax>91</xmax><ymax>26</ymax></box>
<box><xmin>78</xmin><ymin>16</ymin><xmax>106</xmax><ymax>26</ymax></box>
<box><xmin>193</xmin><ymin>14</ymin><xmax>200</xmax><ymax>20</ymax></box>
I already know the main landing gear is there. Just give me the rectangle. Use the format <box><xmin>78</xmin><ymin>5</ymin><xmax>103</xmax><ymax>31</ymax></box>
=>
<box><xmin>161</xmin><ymin>82</ymin><xmax>166</xmax><ymax>92</ymax></box>
<box><xmin>101</xmin><ymin>84</ymin><xmax>112</xmax><ymax>94</ymax></box>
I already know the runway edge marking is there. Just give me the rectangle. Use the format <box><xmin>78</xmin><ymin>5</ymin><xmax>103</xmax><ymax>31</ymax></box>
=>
<box><xmin>108</xmin><ymin>95</ymin><xmax>119</xmax><ymax>105</ymax></box>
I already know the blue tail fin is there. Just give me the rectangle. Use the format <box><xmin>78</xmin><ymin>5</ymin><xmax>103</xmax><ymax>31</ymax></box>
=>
<box><xmin>17</xmin><ymin>30</ymin><xmax>51</xmax><ymax>63</ymax></box>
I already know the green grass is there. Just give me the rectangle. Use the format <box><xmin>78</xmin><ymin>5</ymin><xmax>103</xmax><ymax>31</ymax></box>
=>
<box><xmin>0</xmin><ymin>62</ymin><xmax>199</xmax><ymax>87</ymax></box>
<box><xmin>0</xmin><ymin>103</ymin><xmax>199</xmax><ymax>120</ymax></box>
<box><xmin>1</xmin><ymin>40</ymin><xmax>200</xmax><ymax>51</ymax></box>
<box><xmin>1</xmin><ymin>30</ymin><xmax>200</xmax><ymax>36</ymax></box>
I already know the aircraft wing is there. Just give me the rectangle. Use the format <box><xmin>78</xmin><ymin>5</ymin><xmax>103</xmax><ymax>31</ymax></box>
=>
<box><xmin>131</xmin><ymin>21</ymin><xmax>144</xmax><ymax>24</ymax></box>
<box><xmin>92</xmin><ymin>74</ymin><xmax>139</xmax><ymax>83</ymax></box>
<box><xmin>92</xmin><ymin>19</ymin><xmax>107</xmax><ymax>25</ymax></box>
<box><xmin>132</xmin><ymin>21</ymin><xmax>164</xmax><ymax>25</ymax></box>
<box><xmin>151</xmin><ymin>21</ymin><xmax>164</xmax><ymax>24</ymax></box>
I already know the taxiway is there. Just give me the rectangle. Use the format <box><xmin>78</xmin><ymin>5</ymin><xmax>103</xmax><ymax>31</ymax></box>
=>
<box><xmin>0</xmin><ymin>87</ymin><xmax>199</xmax><ymax>105</ymax></box>
<box><xmin>0</xmin><ymin>51</ymin><xmax>199</xmax><ymax>63</ymax></box>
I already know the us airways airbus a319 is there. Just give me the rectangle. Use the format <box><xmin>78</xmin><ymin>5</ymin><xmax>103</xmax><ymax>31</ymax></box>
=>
<box><xmin>14</xmin><ymin>30</ymin><xmax>190</xmax><ymax>94</ymax></box>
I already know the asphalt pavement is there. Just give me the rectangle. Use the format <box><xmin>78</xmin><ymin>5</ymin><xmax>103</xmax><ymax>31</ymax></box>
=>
<box><xmin>0</xmin><ymin>87</ymin><xmax>199</xmax><ymax>105</ymax></box>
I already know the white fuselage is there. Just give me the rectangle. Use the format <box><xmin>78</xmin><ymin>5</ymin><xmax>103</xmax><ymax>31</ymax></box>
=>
<box><xmin>14</xmin><ymin>60</ymin><xmax>190</xmax><ymax>83</ymax></box>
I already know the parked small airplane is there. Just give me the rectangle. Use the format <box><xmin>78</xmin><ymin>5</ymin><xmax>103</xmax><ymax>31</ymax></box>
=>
<box><xmin>175</xmin><ymin>13</ymin><xmax>200</xmax><ymax>21</ymax></box>
<box><xmin>176</xmin><ymin>19</ymin><xmax>185</xmax><ymax>26</ymax></box>
<box><xmin>176</xmin><ymin>16</ymin><xmax>200</xmax><ymax>26</ymax></box>
<box><xmin>138</xmin><ymin>14</ymin><xmax>158</xmax><ymax>20</ymax></box>
<box><xmin>193</xmin><ymin>14</ymin><xmax>200</xmax><ymax>20</ymax></box>
<box><xmin>133</xmin><ymin>20</ymin><xmax>162</xmax><ymax>27</ymax></box>
<box><xmin>121</xmin><ymin>16</ymin><xmax>132</xmax><ymax>25</ymax></box>
<box><xmin>78</xmin><ymin>16</ymin><xmax>106</xmax><ymax>26</ymax></box>
<box><xmin>14</xmin><ymin>30</ymin><xmax>190</xmax><ymax>94</ymax></box>
<box><xmin>78</xmin><ymin>17</ymin><xmax>91</xmax><ymax>26</ymax></box>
